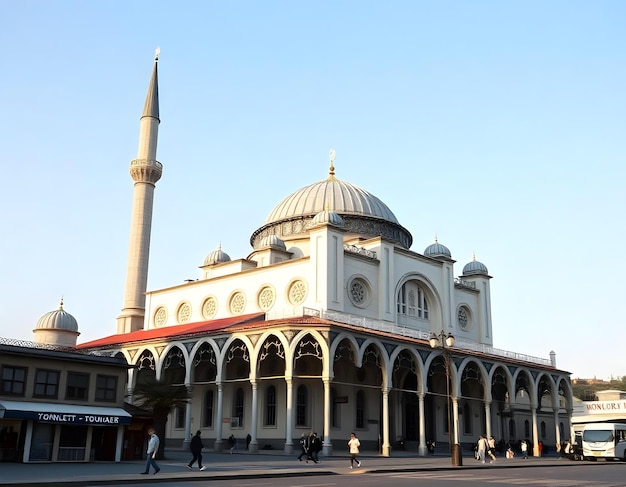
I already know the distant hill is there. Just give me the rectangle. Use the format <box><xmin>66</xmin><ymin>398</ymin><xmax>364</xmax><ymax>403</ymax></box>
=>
<box><xmin>572</xmin><ymin>376</ymin><xmax>626</xmax><ymax>401</ymax></box>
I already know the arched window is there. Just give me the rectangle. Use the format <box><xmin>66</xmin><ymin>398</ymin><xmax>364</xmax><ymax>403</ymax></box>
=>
<box><xmin>356</xmin><ymin>390</ymin><xmax>365</xmax><ymax>429</ymax></box>
<box><xmin>397</xmin><ymin>282</ymin><xmax>429</xmax><ymax>320</ymax></box>
<box><xmin>524</xmin><ymin>420</ymin><xmax>530</xmax><ymax>438</ymax></box>
<box><xmin>202</xmin><ymin>389</ymin><xmax>214</xmax><ymax>428</ymax></box>
<box><xmin>265</xmin><ymin>385</ymin><xmax>276</xmax><ymax>427</ymax></box>
<box><xmin>232</xmin><ymin>387</ymin><xmax>244</xmax><ymax>427</ymax></box>
<box><xmin>508</xmin><ymin>419</ymin><xmax>516</xmax><ymax>439</ymax></box>
<box><xmin>175</xmin><ymin>406</ymin><xmax>185</xmax><ymax>429</ymax></box>
<box><xmin>296</xmin><ymin>385</ymin><xmax>308</xmax><ymax>426</ymax></box>
<box><xmin>540</xmin><ymin>421</ymin><xmax>546</xmax><ymax>439</ymax></box>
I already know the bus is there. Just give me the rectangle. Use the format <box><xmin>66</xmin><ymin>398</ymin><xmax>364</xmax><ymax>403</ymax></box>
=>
<box><xmin>582</xmin><ymin>423</ymin><xmax>626</xmax><ymax>461</ymax></box>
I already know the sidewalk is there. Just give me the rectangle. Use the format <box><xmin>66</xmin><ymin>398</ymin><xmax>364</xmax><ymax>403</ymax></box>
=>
<box><xmin>0</xmin><ymin>449</ymin><xmax>578</xmax><ymax>486</ymax></box>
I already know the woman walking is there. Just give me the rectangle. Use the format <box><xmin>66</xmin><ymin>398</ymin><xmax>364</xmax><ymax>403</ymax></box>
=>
<box><xmin>348</xmin><ymin>432</ymin><xmax>361</xmax><ymax>469</ymax></box>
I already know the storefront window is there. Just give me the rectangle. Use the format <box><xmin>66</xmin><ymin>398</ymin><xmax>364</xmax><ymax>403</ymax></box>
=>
<box><xmin>58</xmin><ymin>425</ymin><xmax>87</xmax><ymax>461</ymax></box>
<box><xmin>29</xmin><ymin>423</ymin><xmax>54</xmax><ymax>461</ymax></box>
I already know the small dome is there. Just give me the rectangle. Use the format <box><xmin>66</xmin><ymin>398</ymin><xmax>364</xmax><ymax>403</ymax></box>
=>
<box><xmin>258</xmin><ymin>235</ymin><xmax>287</xmax><ymax>250</ymax></box>
<box><xmin>34</xmin><ymin>300</ymin><xmax>79</xmax><ymax>332</ymax></box>
<box><xmin>311</xmin><ymin>209</ymin><xmax>345</xmax><ymax>227</ymax></box>
<box><xmin>203</xmin><ymin>245</ymin><xmax>231</xmax><ymax>265</ymax></box>
<box><xmin>463</xmin><ymin>256</ymin><xmax>489</xmax><ymax>276</ymax></box>
<box><xmin>424</xmin><ymin>238</ymin><xmax>451</xmax><ymax>259</ymax></box>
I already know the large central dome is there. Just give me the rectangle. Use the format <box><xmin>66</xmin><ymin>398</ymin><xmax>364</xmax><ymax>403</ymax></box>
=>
<box><xmin>251</xmin><ymin>158</ymin><xmax>412</xmax><ymax>249</ymax></box>
<box><xmin>264</xmin><ymin>178</ymin><xmax>400</xmax><ymax>225</ymax></box>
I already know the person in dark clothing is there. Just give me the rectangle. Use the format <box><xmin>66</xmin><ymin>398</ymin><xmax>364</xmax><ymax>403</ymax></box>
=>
<box><xmin>309</xmin><ymin>432</ymin><xmax>322</xmax><ymax>463</ymax></box>
<box><xmin>187</xmin><ymin>430</ymin><xmax>206</xmax><ymax>470</ymax></box>
<box><xmin>297</xmin><ymin>433</ymin><xmax>309</xmax><ymax>461</ymax></box>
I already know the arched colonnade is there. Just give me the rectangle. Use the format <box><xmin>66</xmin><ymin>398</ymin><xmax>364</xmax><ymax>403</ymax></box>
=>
<box><xmin>119</xmin><ymin>323</ymin><xmax>573</xmax><ymax>457</ymax></box>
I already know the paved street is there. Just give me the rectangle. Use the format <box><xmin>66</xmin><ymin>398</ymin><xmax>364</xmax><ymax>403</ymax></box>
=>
<box><xmin>0</xmin><ymin>449</ymin><xmax>598</xmax><ymax>486</ymax></box>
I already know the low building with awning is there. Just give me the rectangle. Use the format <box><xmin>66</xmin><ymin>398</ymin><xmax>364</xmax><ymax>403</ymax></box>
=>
<box><xmin>0</xmin><ymin>340</ymin><xmax>136</xmax><ymax>462</ymax></box>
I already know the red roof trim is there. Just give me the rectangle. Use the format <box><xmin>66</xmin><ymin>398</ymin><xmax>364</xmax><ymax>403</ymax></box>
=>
<box><xmin>76</xmin><ymin>313</ymin><xmax>265</xmax><ymax>349</ymax></box>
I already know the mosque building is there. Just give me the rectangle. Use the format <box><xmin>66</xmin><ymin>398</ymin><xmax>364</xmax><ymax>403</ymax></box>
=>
<box><xmin>3</xmin><ymin>52</ymin><xmax>573</xmax><ymax>461</ymax></box>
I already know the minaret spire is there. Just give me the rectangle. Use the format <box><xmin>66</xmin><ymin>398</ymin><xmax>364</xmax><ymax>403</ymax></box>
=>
<box><xmin>117</xmin><ymin>50</ymin><xmax>164</xmax><ymax>334</ymax></box>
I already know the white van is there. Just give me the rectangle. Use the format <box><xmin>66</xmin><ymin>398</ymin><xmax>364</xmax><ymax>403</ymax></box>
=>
<box><xmin>582</xmin><ymin>423</ymin><xmax>626</xmax><ymax>460</ymax></box>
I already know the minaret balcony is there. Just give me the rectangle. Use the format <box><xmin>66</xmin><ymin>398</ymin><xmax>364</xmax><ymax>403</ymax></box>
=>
<box><xmin>130</xmin><ymin>158</ymin><xmax>163</xmax><ymax>183</ymax></box>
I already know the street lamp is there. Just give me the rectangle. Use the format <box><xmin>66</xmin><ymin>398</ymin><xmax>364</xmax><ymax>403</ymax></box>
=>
<box><xmin>429</xmin><ymin>331</ymin><xmax>462</xmax><ymax>466</ymax></box>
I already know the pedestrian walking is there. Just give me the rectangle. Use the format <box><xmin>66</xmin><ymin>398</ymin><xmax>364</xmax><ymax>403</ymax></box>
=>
<box><xmin>187</xmin><ymin>430</ymin><xmax>206</xmax><ymax>471</ymax></box>
<box><xmin>487</xmin><ymin>435</ymin><xmax>497</xmax><ymax>463</ymax></box>
<box><xmin>141</xmin><ymin>427</ymin><xmax>160</xmax><ymax>475</ymax></box>
<box><xmin>521</xmin><ymin>439</ymin><xmax>528</xmax><ymax>459</ymax></box>
<box><xmin>538</xmin><ymin>440</ymin><xmax>543</xmax><ymax>457</ymax></box>
<box><xmin>310</xmin><ymin>432</ymin><xmax>322</xmax><ymax>463</ymax></box>
<box><xmin>348</xmin><ymin>432</ymin><xmax>361</xmax><ymax>469</ymax></box>
<box><xmin>228</xmin><ymin>434</ymin><xmax>236</xmax><ymax>454</ymax></box>
<box><xmin>476</xmin><ymin>434</ymin><xmax>488</xmax><ymax>464</ymax></box>
<box><xmin>297</xmin><ymin>433</ymin><xmax>308</xmax><ymax>461</ymax></box>
<box><xmin>426</xmin><ymin>439</ymin><xmax>435</xmax><ymax>455</ymax></box>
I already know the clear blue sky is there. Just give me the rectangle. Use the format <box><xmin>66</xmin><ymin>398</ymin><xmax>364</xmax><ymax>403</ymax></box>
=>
<box><xmin>1</xmin><ymin>1</ymin><xmax>624</xmax><ymax>380</ymax></box>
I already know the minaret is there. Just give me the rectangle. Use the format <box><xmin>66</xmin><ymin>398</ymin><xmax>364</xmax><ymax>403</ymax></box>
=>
<box><xmin>117</xmin><ymin>49</ymin><xmax>163</xmax><ymax>334</ymax></box>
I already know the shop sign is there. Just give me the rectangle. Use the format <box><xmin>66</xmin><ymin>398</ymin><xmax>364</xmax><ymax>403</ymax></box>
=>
<box><xmin>2</xmin><ymin>409</ymin><xmax>131</xmax><ymax>425</ymax></box>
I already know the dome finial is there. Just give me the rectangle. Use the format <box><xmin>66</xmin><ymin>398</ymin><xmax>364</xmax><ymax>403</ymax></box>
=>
<box><xmin>473</xmin><ymin>252</ymin><xmax>477</xmax><ymax>261</ymax></box>
<box><xmin>328</xmin><ymin>148</ymin><xmax>336</xmax><ymax>180</ymax></box>
<box><xmin>59</xmin><ymin>297</ymin><xmax>64</xmax><ymax>310</ymax></box>
<box><xmin>434</xmin><ymin>234</ymin><xmax>438</xmax><ymax>243</ymax></box>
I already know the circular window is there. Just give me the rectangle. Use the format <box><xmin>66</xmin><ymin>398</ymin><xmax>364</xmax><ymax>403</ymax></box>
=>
<box><xmin>202</xmin><ymin>296</ymin><xmax>218</xmax><ymax>320</ymax></box>
<box><xmin>229</xmin><ymin>292</ymin><xmax>246</xmax><ymax>315</ymax></box>
<box><xmin>258</xmin><ymin>286</ymin><xmax>275</xmax><ymax>311</ymax></box>
<box><xmin>154</xmin><ymin>307</ymin><xmax>167</xmax><ymax>327</ymax></box>
<box><xmin>177</xmin><ymin>302</ymin><xmax>191</xmax><ymax>323</ymax></box>
<box><xmin>348</xmin><ymin>277</ymin><xmax>370</xmax><ymax>308</ymax></box>
<box><xmin>288</xmin><ymin>280</ymin><xmax>307</xmax><ymax>305</ymax></box>
<box><xmin>458</xmin><ymin>306</ymin><xmax>471</xmax><ymax>331</ymax></box>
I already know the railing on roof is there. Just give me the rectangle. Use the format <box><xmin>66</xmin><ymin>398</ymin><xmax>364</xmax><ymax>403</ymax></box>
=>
<box><xmin>454</xmin><ymin>278</ymin><xmax>476</xmax><ymax>289</ymax></box>
<box><xmin>0</xmin><ymin>337</ymin><xmax>115</xmax><ymax>356</ymax></box>
<box><xmin>303</xmin><ymin>308</ymin><xmax>552</xmax><ymax>367</ymax></box>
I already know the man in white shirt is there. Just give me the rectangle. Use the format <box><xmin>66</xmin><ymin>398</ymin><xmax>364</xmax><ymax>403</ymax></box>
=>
<box><xmin>141</xmin><ymin>427</ymin><xmax>161</xmax><ymax>475</ymax></box>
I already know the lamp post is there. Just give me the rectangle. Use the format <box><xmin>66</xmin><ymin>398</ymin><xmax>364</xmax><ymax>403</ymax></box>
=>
<box><xmin>429</xmin><ymin>331</ymin><xmax>462</xmax><ymax>466</ymax></box>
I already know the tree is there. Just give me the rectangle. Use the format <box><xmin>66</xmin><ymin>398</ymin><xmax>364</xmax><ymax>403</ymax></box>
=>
<box><xmin>131</xmin><ymin>378</ymin><xmax>190</xmax><ymax>459</ymax></box>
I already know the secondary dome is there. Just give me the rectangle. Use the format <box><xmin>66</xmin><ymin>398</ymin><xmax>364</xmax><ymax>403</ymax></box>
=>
<box><xmin>34</xmin><ymin>299</ymin><xmax>79</xmax><ymax>332</ymax></box>
<box><xmin>424</xmin><ymin>238</ymin><xmax>452</xmax><ymax>259</ymax></box>
<box><xmin>311</xmin><ymin>209</ymin><xmax>345</xmax><ymax>227</ymax></box>
<box><xmin>251</xmin><ymin>152</ymin><xmax>412</xmax><ymax>249</ymax></box>
<box><xmin>257</xmin><ymin>235</ymin><xmax>287</xmax><ymax>250</ymax></box>
<box><xmin>203</xmin><ymin>245</ymin><xmax>231</xmax><ymax>265</ymax></box>
<box><xmin>463</xmin><ymin>256</ymin><xmax>489</xmax><ymax>276</ymax></box>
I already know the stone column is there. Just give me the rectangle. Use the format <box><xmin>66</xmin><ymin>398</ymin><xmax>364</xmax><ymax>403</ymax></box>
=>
<box><xmin>382</xmin><ymin>387</ymin><xmax>390</xmax><ymax>456</ymax></box>
<box><xmin>214</xmin><ymin>382</ymin><xmax>224</xmax><ymax>451</ymax></box>
<box><xmin>322</xmin><ymin>378</ymin><xmax>333</xmax><ymax>455</ymax></box>
<box><xmin>553</xmin><ymin>408</ymin><xmax>561</xmax><ymax>450</ymax></box>
<box><xmin>531</xmin><ymin>405</ymin><xmax>539</xmax><ymax>457</ymax></box>
<box><xmin>249</xmin><ymin>381</ymin><xmax>258</xmax><ymax>453</ymax></box>
<box><xmin>183</xmin><ymin>386</ymin><xmax>193</xmax><ymax>451</ymax></box>
<box><xmin>284</xmin><ymin>378</ymin><xmax>294</xmax><ymax>454</ymax></box>
<box><xmin>484</xmin><ymin>400</ymin><xmax>492</xmax><ymax>439</ymax></box>
<box><xmin>418</xmin><ymin>392</ymin><xmax>427</xmax><ymax>456</ymax></box>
